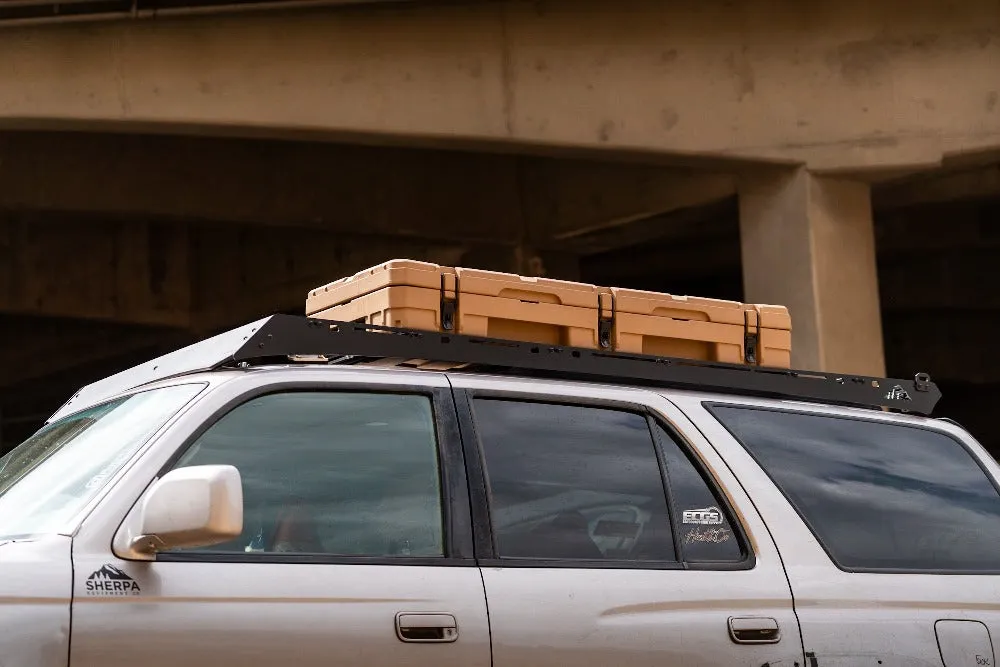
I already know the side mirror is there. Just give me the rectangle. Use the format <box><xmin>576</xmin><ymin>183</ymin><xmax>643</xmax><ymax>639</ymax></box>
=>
<box><xmin>121</xmin><ymin>465</ymin><xmax>243</xmax><ymax>560</ymax></box>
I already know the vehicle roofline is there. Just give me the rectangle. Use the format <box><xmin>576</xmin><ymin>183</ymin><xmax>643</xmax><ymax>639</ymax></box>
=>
<box><xmin>45</xmin><ymin>361</ymin><xmax>956</xmax><ymax>436</ymax></box>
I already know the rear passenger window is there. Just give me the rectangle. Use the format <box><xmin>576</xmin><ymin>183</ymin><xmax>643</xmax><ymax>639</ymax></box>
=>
<box><xmin>474</xmin><ymin>399</ymin><xmax>676</xmax><ymax>562</ymax></box>
<box><xmin>712</xmin><ymin>406</ymin><xmax>1000</xmax><ymax>572</ymax></box>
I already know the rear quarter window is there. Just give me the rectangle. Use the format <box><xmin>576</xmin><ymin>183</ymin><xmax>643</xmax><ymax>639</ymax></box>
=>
<box><xmin>710</xmin><ymin>405</ymin><xmax>1000</xmax><ymax>573</ymax></box>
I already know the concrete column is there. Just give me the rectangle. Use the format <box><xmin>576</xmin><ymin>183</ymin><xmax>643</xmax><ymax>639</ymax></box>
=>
<box><xmin>738</xmin><ymin>168</ymin><xmax>886</xmax><ymax>376</ymax></box>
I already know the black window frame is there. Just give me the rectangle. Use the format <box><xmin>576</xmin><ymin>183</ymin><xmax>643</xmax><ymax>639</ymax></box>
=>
<box><xmin>152</xmin><ymin>381</ymin><xmax>476</xmax><ymax>567</ymax></box>
<box><xmin>455</xmin><ymin>388</ymin><xmax>754</xmax><ymax>571</ymax></box>
<box><xmin>706</xmin><ymin>401</ymin><xmax>1000</xmax><ymax>575</ymax></box>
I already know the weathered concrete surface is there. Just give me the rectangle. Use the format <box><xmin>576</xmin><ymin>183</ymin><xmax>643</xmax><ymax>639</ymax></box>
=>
<box><xmin>0</xmin><ymin>132</ymin><xmax>735</xmax><ymax>243</ymax></box>
<box><xmin>0</xmin><ymin>133</ymin><xmax>527</xmax><ymax>243</ymax></box>
<box><xmin>739</xmin><ymin>168</ymin><xmax>886</xmax><ymax>376</ymax></box>
<box><xmin>0</xmin><ymin>0</ymin><xmax>997</xmax><ymax>172</ymax></box>
<box><xmin>0</xmin><ymin>212</ymin><xmax>466</xmax><ymax>329</ymax></box>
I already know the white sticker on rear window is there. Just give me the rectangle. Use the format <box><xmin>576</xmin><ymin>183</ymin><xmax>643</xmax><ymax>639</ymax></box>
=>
<box><xmin>682</xmin><ymin>506</ymin><xmax>723</xmax><ymax>525</ymax></box>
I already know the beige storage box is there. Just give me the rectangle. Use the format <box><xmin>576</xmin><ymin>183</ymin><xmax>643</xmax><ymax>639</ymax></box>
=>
<box><xmin>306</xmin><ymin>259</ymin><xmax>792</xmax><ymax>368</ymax></box>
<box><xmin>610</xmin><ymin>288</ymin><xmax>792</xmax><ymax>368</ymax></box>
<box><xmin>307</xmin><ymin>259</ymin><xmax>606</xmax><ymax>349</ymax></box>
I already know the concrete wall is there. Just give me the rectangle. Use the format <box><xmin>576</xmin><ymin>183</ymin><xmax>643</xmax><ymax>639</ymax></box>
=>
<box><xmin>0</xmin><ymin>131</ymin><xmax>737</xmax><ymax>332</ymax></box>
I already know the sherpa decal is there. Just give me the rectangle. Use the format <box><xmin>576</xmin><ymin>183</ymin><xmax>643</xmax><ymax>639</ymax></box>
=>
<box><xmin>85</xmin><ymin>564</ymin><xmax>140</xmax><ymax>596</ymax></box>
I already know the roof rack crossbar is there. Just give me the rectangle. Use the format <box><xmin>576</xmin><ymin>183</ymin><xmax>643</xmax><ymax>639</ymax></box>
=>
<box><xmin>228</xmin><ymin>315</ymin><xmax>941</xmax><ymax>416</ymax></box>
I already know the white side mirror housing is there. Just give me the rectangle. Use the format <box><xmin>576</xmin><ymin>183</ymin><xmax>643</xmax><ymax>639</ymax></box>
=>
<box><xmin>116</xmin><ymin>465</ymin><xmax>243</xmax><ymax>560</ymax></box>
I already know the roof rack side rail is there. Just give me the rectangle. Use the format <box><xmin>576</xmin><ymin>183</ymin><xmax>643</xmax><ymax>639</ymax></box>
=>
<box><xmin>225</xmin><ymin>315</ymin><xmax>942</xmax><ymax>416</ymax></box>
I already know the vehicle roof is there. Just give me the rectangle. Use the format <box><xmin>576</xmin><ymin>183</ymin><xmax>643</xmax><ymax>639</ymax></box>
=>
<box><xmin>47</xmin><ymin>360</ymin><xmax>945</xmax><ymax>434</ymax></box>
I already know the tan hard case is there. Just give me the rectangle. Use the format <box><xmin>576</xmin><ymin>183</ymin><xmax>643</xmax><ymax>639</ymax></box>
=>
<box><xmin>306</xmin><ymin>259</ymin><xmax>791</xmax><ymax>368</ymax></box>
<box><xmin>610</xmin><ymin>288</ymin><xmax>792</xmax><ymax>368</ymax></box>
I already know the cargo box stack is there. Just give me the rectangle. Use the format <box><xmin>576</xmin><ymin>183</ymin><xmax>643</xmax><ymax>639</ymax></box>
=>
<box><xmin>306</xmin><ymin>259</ymin><xmax>792</xmax><ymax>368</ymax></box>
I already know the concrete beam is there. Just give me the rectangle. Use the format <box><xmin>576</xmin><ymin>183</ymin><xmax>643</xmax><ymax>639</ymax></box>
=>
<box><xmin>0</xmin><ymin>132</ymin><xmax>731</xmax><ymax>248</ymax></box>
<box><xmin>875</xmin><ymin>165</ymin><xmax>1000</xmax><ymax>210</ymax></box>
<box><xmin>739</xmin><ymin>168</ymin><xmax>885</xmax><ymax>376</ymax></box>
<box><xmin>0</xmin><ymin>0</ymin><xmax>996</xmax><ymax>172</ymax></box>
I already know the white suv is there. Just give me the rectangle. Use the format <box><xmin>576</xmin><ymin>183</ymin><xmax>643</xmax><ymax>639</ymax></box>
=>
<box><xmin>1</xmin><ymin>315</ymin><xmax>996</xmax><ymax>667</ymax></box>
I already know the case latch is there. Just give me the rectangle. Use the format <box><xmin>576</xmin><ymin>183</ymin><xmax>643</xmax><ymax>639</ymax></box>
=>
<box><xmin>598</xmin><ymin>291</ymin><xmax>616</xmax><ymax>349</ymax></box>
<box><xmin>440</xmin><ymin>273</ymin><xmax>459</xmax><ymax>331</ymax></box>
<box><xmin>744</xmin><ymin>308</ymin><xmax>760</xmax><ymax>365</ymax></box>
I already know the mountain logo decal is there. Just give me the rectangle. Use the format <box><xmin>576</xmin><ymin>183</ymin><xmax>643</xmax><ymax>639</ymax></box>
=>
<box><xmin>886</xmin><ymin>385</ymin><xmax>912</xmax><ymax>401</ymax></box>
<box><xmin>85</xmin><ymin>564</ymin><xmax>140</xmax><ymax>596</ymax></box>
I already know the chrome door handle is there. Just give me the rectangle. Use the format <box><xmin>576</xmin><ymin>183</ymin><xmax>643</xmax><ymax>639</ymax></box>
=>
<box><xmin>728</xmin><ymin>616</ymin><xmax>781</xmax><ymax>644</ymax></box>
<box><xmin>395</xmin><ymin>612</ymin><xmax>459</xmax><ymax>643</ymax></box>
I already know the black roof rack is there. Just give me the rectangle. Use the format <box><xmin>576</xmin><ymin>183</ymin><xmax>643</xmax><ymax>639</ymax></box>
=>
<box><xmin>226</xmin><ymin>314</ymin><xmax>941</xmax><ymax>416</ymax></box>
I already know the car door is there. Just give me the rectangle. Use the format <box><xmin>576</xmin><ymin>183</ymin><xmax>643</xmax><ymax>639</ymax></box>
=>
<box><xmin>69</xmin><ymin>372</ymin><xmax>491</xmax><ymax>667</ymax></box>
<box><xmin>451</xmin><ymin>375</ymin><xmax>804</xmax><ymax>667</ymax></box>
<box><xmin>688</xmin><ymin>395</ymin><xmax>1000</xmax><ymax>667</ymax></box>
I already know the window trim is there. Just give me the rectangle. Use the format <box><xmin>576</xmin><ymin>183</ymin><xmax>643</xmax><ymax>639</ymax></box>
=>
<box><xmin>646</xmin><ymin>413</ymin><xmax>754</xmax><ymax>571</ymax></box>
<box><xmin>645</xmin><ymin>413</ymin><xmax>681</xmax><ymax>564</ymax></box>
<box><xmin>151</xmin><ymin>381</ymin><xmax>475</xmax><ymax>567</ymax></box>
<box><xmin>705</xmin><ymin>401</ymin><xmax>1000</xmax><ymax>575</ymax></box>
<box><xmin>452</xmin><ymin>388</ymin><xmax>496</xmax><ymax>561</ymax></box>
<box><xmin>458</xmin><ymin>388</ymin><xmax>752</xmax><ymax>571</ymax></box>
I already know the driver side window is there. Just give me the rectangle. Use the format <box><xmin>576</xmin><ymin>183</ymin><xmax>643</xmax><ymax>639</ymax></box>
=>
<box><xmin>164</xmin><ymin>391</ymin><xmax>444</xmax><ymax>558</ymax></box>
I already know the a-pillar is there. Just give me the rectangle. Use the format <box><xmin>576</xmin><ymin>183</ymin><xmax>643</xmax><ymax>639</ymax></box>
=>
<box><xmin>738</xmin><ymin>167</ymin><xmax>885</xmax><ymax>376</ymax></box>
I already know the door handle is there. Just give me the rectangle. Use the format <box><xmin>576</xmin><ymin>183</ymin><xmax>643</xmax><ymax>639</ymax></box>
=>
<box><xmin>728</xmin><ymin>616</ymin><xmax>781</xmax><ymax>644</ymax></box>
<box><xmin>395</xmin><ymin>612</ymin><xmax>459</xmax><ymax>643</ymax></box>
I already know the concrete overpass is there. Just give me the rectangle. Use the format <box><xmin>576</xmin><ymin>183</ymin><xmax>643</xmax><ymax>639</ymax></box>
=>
<box><xmin>1</xmin><ymin>0</ymin><xmax>998</xmax><ymax>449</ymax></box>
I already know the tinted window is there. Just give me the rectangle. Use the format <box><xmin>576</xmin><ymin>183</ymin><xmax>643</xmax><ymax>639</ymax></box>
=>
<box><xmin>474</xmin><ymin>399</ymin><xmax>675</xmax><ymax>562</ymax></box>
<box><xmin>712</xmin><ymin>406</ymin><xmax>1000</xmax><ymax>571</ymax></box>
<box><xmin>170</xmin><ymin>392</ymin><xmax>444</xmax><ymax>557</ymax></box>
<box><xmin>653</xmin><ymin>424</ymin><xmax>744</xmax><ymax>562</ymax></box>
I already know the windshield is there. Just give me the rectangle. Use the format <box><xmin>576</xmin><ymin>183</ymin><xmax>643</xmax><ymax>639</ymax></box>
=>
<box><xmin>0</xmin><ymin>383</ymin><xmax>205</xmax><ymax>540</ymax></box>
